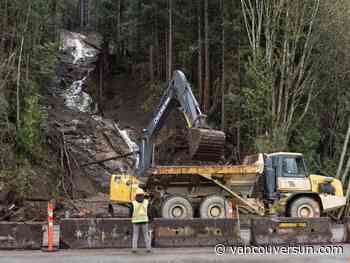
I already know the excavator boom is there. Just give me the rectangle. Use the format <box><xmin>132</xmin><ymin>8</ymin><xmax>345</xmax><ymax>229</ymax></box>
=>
<box><xmin>137</xmin><ymin>70</ymin><xmax>225</xmax><ymax>177</ymax></box>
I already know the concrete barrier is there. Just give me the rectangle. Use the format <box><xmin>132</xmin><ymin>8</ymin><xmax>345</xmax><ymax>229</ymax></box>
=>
<box><xmin>0</xmin><ymin>222</ymin><xmax>44</xmax><ymax>249</ymax></box>
<box><xmin>152</xmin><ymin>219</ymin><xmax>240</xmax><ymax>247</ymax></box>
<box><xmin>330</xmin><ymin>224</ymin><xmax>347</xmax><ymax>243</ymax></box>
<box><xmin>251</xmin><ymin>217</ymin><xmax>333</xmax><ymax>245</ymax></box>
<box><xmin>239</xmin><ymin>227</ymin><xmax>251</xmax><ymax>245</ymax></box>
<box><xmin>0</xmin><ymin>217</ymin><xmax>345</xmax><ymax>250</ymax></box>
<box><xmin>60</xmin><ymin>218</ymin><xmax>137</xmax><ymax>249</ymax></box>
<box><xmin>61</xmin><ymin>218</ymin><xmax>240</xmax><ymax>248</ymax></box>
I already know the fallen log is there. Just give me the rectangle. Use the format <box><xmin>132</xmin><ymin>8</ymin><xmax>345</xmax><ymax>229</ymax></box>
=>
<box><xmin>80</xmin><ymin>152</ymin><xmax>138</xmax><ymax>167</ymax></box>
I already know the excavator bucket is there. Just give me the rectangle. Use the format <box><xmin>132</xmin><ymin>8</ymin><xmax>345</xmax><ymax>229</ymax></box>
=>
<box><xmin>188</xmin><ymin>128</ymin><xmax>226</xmax><ymax>161</ymax></box>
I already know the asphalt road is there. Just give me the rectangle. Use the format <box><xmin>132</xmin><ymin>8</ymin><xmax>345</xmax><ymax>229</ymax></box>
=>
<box><xmin>1</xmin><ymin>246</ymin><xmax>349</xmax><ymax>263</ymax></box>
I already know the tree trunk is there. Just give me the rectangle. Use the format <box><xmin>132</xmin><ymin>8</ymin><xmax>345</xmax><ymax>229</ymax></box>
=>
<box><xmin>149</xmin><ymin>45</ymin><xmax>154</xmax><ymax>82</ymax></box>
<box><xmin>337</xmin><ymin>122</ymin><xmax>350</xmax><ymax>179</ymax></box>
<box><xmin>116</xmin><ymin>0</ymin><xmax>121</xmax><ymax>42</ymax></box>
<box><xmin>80</xmin><ymin>0</ymin><xmax>84</xmax><ymax>28</ymax></box>
<box><xmin>1</xmin><ymin>0</ymin><xmax>8</xmax><ymax>52</ymax></box>
<box><xmin>16</xmin><ymin>37</ymin><xmax>24</xmax><ymax>129</ymax></box>
<box><xmin>167</xmin><ymin>0</ymin><xmax>173</xmax><ymax>81</ymax></box>
<box><xmin>221</xmin><ymin>0</ymin><xmax>225</xmax><ymax>131</ymax></box>
<box><xmin>165</xmin><ymin>30</ymin><xmax>168</xmax><ymax>81</ymax></box>
<box><xmin>85</xmin><ymin>0</ymin><xmax>89</xmax><ymax>27</ymax></box>
<box><xmin>25</xmin><ymin>54</ymin><xmax>30</xmax><ymax>82</ymax></box>
<box><xmin>16</xmin><ymin>1</ymin><xmax>31</xmax><ymax>129</ymax></box>
<box><xmin>136</xmin><ymin>0</ymin><xmax>142</xmax><ymax>56</ymax></box>
<box><xmin>197</xmin><ymin>0</ymin><xmax>203</xmax><ymax>105</ymax></box>
<box><xmin>51</xmin><ymin>0</ymin><xmax>58</xmax><ymax>41</ymax></box>
<box><xmin>3</xmin><ymin>0</ymin><xmax>8</xmax><ymax>31</ymax></box>
<box><xmin>154</xmin><ymin>3</ymin><xmax>160</xmax><ymax>79</ymax></box>
<box><xmin>203</xmin><ymin>0</ymin><xmax>210</xmax><ymax>112</ymax></box>
<box><xmin>99</xmin><ymin>59</ymin><xmax>103</xmax><ymax>115</ymax></box>
<box><xmin>237</xmin><ymin>36</ymin><xmax>241</xmax><ymax>159</ymax></box>
<box><xmin>341</xmin><ymin>155</ymin><xmax>350</xmax><ymax>185</ymax></box>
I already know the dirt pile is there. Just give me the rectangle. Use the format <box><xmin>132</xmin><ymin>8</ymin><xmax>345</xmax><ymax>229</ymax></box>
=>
<box><xmin>49</xmin><ymin>114</ymin><xmax>138</xmax><ymax>196</ymax></box>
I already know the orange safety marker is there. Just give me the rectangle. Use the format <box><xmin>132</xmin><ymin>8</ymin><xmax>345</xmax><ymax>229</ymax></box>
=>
<box><xmin>227</xmin><ymin>199</ymin><xmax>235</xmax><ymax>218</ymax></box>
<box><xmin>48</xmin><ymin>202</ymin><xmax>54</xmax><ymax>251</ymax></box>
<box><xmin>42</xmin><ymin>201</ymin><xmax>58</xmax><ymax>252</ymax></box>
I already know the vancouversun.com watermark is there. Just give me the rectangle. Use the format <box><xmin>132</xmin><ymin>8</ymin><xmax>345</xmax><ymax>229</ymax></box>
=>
<box><xmin>214</xmin><ymin>244</ymin><xmax>344</xmax><ymax>256</ymax></box>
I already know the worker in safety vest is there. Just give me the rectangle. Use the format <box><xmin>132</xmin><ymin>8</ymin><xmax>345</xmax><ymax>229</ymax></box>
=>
<box><xmin>131</xmin><ymin>188</ymin><xmax>152</xmax><ymax>253</ymax></box>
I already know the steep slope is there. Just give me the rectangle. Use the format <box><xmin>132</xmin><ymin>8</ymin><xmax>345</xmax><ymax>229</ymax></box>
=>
<box><xmin>47</xmin><ymin>31</ymin><xmax>139</xmax><ymax>197</ymax></box>
<box><xmin>102</xmin><ymin>74</ymin><xmax>151</xmax><ymax>130</ymax></box>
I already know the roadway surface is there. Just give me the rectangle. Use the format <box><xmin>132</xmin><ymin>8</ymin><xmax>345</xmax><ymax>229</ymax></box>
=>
<box><xmin>1</xmin><ymin>246</ymin><xmax>349</xmax><ymax>263</ymax></box>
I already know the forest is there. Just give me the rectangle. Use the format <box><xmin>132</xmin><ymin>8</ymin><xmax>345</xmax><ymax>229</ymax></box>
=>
<box><xmin>0</xmin><ymin>0</ymin><xmax>350</xmax><ymax>199</ymax></box>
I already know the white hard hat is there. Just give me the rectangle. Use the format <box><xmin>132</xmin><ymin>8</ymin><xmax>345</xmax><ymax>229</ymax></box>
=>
<box><xmin>135</xmin><ymin>188</ymin><xmax>145</xmax><ymax>195</ymax></box>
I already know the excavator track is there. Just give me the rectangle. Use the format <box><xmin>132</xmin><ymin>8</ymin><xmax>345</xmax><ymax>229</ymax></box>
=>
<box><xmin>188</xmin><ymin>128</ymin><xmax>225</xmax><ymax>161</ymax></box>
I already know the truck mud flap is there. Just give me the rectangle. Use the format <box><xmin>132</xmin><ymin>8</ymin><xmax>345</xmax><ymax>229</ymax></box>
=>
<box><xmin>251</xmin><ymin>217</ymin><xmax>332</xmax><ymax>245</ymax></box>
<box><xmin>0</xmin><ymin>222</ymin><xmax>44</xmax><ymax>249</ymax></box>
<box><xmin>60</xmin><ymin>218</ymin><xmax>142</xmax><ymax>249</ymax></box>
<box><xmin>152</xmin><ymin>218</ymin><xmax>240</xmax><ymax>247</ymax></box>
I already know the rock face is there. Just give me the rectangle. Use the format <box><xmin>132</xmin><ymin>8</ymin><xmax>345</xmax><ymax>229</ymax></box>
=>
<box><xmin>48</xmin><ymin>30</ymin><xmax>138</xmax><ymax>197</ymax></box>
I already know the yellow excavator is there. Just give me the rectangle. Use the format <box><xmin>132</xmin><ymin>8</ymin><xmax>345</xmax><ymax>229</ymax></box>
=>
<box><xmin>109</xmin><ymin>70</ymin><xmax>347</xmax><ymax>219</ymax></box>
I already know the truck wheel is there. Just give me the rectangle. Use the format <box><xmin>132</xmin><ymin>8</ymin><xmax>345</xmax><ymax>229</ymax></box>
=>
<box><xmin>289</xmin><ymin>197</ymin><xmax>320</xmax><ymax>218</ymax></box>
<box><xmin>161</xmin><ymin>196</ymin><xmax>193</xmax><ymax>219</ymax></box>
<box><xmin>199</xmin><ymin>195</ymin><xmax>229</xmax><ymax>219</ymax></box>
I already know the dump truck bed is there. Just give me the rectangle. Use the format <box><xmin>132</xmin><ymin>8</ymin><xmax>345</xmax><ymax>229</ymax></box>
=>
<box><xmin>149</xmin><ymin>164</ymin><xmax>264</xmax><ymax>176</ymax></box>
<box><xmin>149</xmin><ymin>153</ymin><xmax>265</xmax><ymax>176</ymax></box>
<box><xmin>147</xmin><ymin>162</ymin><xmax>264</xmax><ymax>198</ymax></box>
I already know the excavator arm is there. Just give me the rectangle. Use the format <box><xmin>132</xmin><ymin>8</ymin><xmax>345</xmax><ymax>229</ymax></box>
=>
<box><xmin>136</xmin><ymin>70</ymin><xmax>225</xmax><ymax>177</ymax></box>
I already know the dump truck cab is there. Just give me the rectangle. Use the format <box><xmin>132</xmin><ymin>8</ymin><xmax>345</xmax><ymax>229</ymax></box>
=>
<box><xmin>258</xmin><ymin>152</ymin><xmax>346</xmax><ymax>217</ymax></box>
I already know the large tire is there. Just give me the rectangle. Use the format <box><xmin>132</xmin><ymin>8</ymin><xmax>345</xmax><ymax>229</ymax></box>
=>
<box><xmin>199</xmin><ymin>195</ymin><xmax>229</xmax><ymax>219</ymax></box>
<box><xmin>161</xmin><ymin>196</ymin><xmax>193</xmax><ymax>219</ymax></box>
<box><xmin>289</xmin><ymin>197</ymin><xmax>321</xmax><ymax>218</ymax></box>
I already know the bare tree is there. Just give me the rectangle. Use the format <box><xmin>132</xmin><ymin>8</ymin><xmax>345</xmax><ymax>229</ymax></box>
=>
<box><xmin>240</xmin><ymin>0</ymin><xmax>264</xmax><ymax>62</ymax></box>
<box><xmin>16</xmin><ymin>1</ymin><xmax>32</xmax><ymax>129</ymax></box>
<box><xmin>241</xmin><ymin>0</ymin><xmax>320</xmax><ymax>148</ymax></box>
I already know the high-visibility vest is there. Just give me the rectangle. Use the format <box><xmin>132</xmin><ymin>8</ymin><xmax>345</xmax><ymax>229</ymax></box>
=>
<box><xmin>132</xmin><ymin>200</ymin><xmax>149</xmax><ymax>223</ymax></box>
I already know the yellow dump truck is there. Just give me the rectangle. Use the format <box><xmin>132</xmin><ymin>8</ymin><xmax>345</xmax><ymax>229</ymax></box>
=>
<box><xmin>110</xmin><ymin>152</ymin><xmax>346</xmax><ymax>219</ymax></box>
